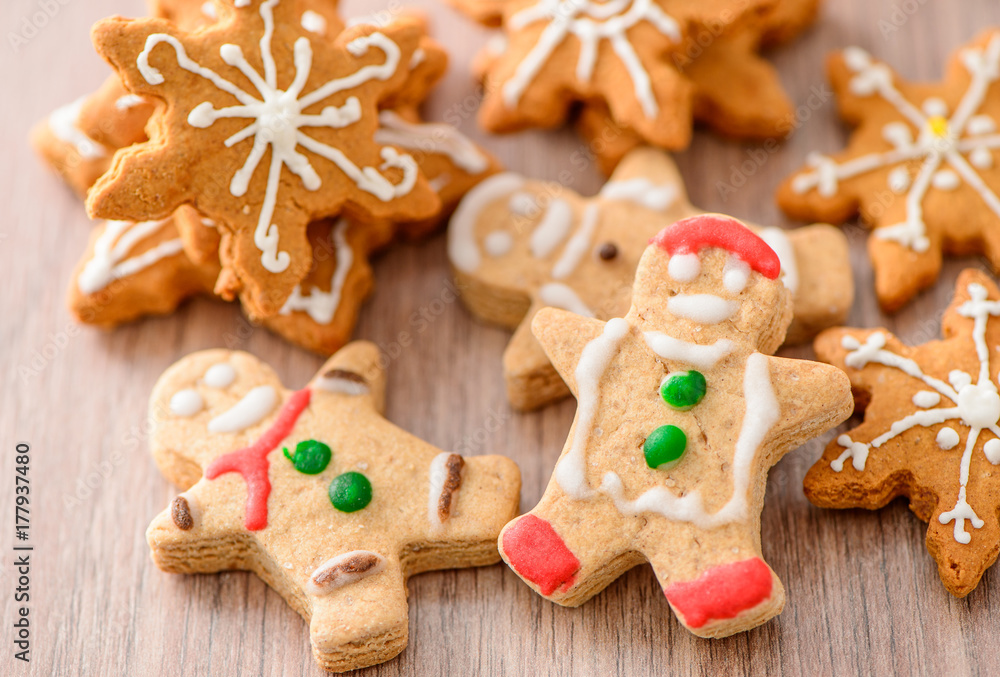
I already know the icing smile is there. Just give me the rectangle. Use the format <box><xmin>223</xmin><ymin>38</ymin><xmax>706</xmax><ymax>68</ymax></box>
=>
<box><xmin>667</xmin><ymin>294</ymin><xmax>739</xmax><ymax>324</ymax></box>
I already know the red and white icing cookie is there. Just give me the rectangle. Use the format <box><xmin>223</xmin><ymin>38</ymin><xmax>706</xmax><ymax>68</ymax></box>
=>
<box><xmin>147</xmin><ymin>343</ymin><xmax>521</xmax><ymax>672</ymax></box>
<box><xmin>498</xmin><ymin>215</ymin><xmax>852</xmax><ymax>637</ymax></box>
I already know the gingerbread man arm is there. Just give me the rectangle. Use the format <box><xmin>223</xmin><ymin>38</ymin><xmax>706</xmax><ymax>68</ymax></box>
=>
<box><xmin>531</xmin><ymin>308</ymin><xmax>609</xmax><ymax>394</ymax></box>
<box><xmin>762</xmin><ymin>354</ymin><xmax>853</xmax><ymax>453</ymax></box>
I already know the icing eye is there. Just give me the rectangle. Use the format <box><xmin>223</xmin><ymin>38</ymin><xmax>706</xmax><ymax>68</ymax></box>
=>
<box><xmin>667</xmin><ymin>253</ymin><xmax>700</xmax><ymax>282</ymax></box>
<box><xmin>723</xmin><ymin>257</ymin><xmax>751</xmax><ymax>294</ymax></box>
<box><xmin>597</xmin><ymin>242</ymin><xmax>618</xmax><ymax>261</ymax></box>
<box><xmin>484</xmin><ymin>231</ymin><xmax>514</xmax><ymax>257</ymax></box>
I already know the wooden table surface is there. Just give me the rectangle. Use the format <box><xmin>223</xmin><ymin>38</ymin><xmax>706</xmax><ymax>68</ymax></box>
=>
<box><xmin>4</xmin><ymin>0</ymin><xmax>1000</xmax><ymax>675</ymax></box>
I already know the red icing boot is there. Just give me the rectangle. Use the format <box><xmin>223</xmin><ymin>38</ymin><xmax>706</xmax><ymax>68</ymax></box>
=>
<box><xmin>665</xmin><ymin>557</ymin><xmax>773</xmax><ymax>629</ymax></box>
<box><xmin>501</xmin><ymin>515</ymin><xmax>580</xmax><ymax>596</ymax></box>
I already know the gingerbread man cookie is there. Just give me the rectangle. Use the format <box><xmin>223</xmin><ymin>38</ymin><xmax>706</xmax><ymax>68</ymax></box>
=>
<box><xmin>147</xmin><ymin>343</ymin><xmax>521</xmax><ymax>672</ymax></box>
<box><xmin>449</xmin><ymin>147</ymin><xmax>853</xmax><ymax>410</ymax></box>
<box><xmin>809</xmin><ymin>269</ymin><xmax>1000</xmax><ymax>597</ymax></box>
<box><xmin>89</xmin><ymin>1</ymin><xmax>440</xmax><ymax>317</ymax></box>
<box><xmin>497</xmin><ymin>215</ymin><xmax>852</xmax><ymax>637</ymax></box>
<box><xmin>779</xmin><ymin>32</ymin><xmax>1000</xmax><ymax>312</ymax></box>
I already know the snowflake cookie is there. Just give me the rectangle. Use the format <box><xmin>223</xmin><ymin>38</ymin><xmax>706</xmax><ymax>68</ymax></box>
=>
<box><xmin>497</xmin><ymin>214</ymin><xmax>852</xmax><ymax>637</ymax></box>
<box><xmin>449</xmin><ymin>147</ymin><xmax>853</xmax><ymax>411</ymax></box>
<box><xmin>809</xmin><ymin>269</ymin><xmax>1000</xmax><ymax>597</ymax></box>
<box><xmin>147</xmin><ymin>344</ymin><xmax>521</xmax><ymax>672</ymax></box>
<box><xmin>464</xmin><ymin>0</ymin><xmax>815</xmax><ymax>154</ymax></box>
<box><xmin>87</xmin><ymin>0</ymin><xmax>440</xmax><ymax>318</ymax></box>
<box><xmin>779</xmin><ymin>31</ymin><xmax>1000</xmax><ymax>312</ymax></box>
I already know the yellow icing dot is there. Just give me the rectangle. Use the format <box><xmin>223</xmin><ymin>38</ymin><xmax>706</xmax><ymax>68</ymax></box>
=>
<box><xmin>928</xmin><ymin>116</ymin><xmax>950</xmax><ymax>138</ymax></box>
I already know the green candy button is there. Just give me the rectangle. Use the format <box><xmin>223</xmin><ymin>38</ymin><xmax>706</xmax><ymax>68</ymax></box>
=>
<box><xmin>283</xmin><ymin>440</ymin><xmax>332</xmax><ymax>475</ymax></box>
<box><xmin>660</xmin><ymin>370</ymin><xmax>707</xmax><ymax>411</ymax></box>
<box><xmin>328</xmin><ymin>472</ymin><xmax>373</xmax><ymax>513</ymax></box>
<box><xmin>644</xmin><ymin>425</ymin><xmax>687</xmax><ymax>470</ymax></box>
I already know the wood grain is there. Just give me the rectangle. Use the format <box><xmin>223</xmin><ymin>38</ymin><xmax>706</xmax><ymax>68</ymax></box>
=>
<box><xmin>3</xmin><ymin>0</ymin><xmax>1000</xmax><ymax>675</ymax></box>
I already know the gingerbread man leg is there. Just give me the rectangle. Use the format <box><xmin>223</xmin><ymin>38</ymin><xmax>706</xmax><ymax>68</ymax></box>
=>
<box><xmin>499</xmin><ymin>488</ymin><xmax>643</xmax><ymax>606</ymax></box>
<box><xmin>637</xmin><ymin>522</ymin><xmax>784</xmax><ymax>638</ymax></box>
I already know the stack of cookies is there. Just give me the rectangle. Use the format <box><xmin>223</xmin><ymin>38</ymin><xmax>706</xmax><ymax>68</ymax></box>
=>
<box><xmin>32</xmin><ymin>0</ymin><xmax>501</xmax><ymax>355</ymax></box>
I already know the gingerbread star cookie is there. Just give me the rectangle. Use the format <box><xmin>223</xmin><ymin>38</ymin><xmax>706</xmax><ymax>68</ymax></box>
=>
<box><xmin>779</xmin><ymin>31</ymin><xmax>1000</xmax><ymax>312</ymax></box>
<box><xmin>809</xmin><ymin>269</ymin><xmax>1000</xmax><ymax>597</ymax></box>
<box><xmin>147</xmin><ymin>343</ymin><xmax>521</xmax><ymax>672</ymax></box>
<box><xmin>465</xmin><ymin>0</ymin><xmax>818</xmax><ymax>155</ymax></box>
<box><xmin>88</xmin><ymin>1</ymin><xmax>440</xmax><ymax>317</ymax></box>
<box><xmin>572</xmin><ymin>0</ymin><xmax>822</xmax><ymax>173</ymax></box>
<box><xmin>497</xmin><ymin>215</ymin><xmax>852</xmax><ymax>637</ymax></box>
<box><xmin>448</xmin><ymin>147</ymin><xmax>853</xmax><ymax>411</ymax></box>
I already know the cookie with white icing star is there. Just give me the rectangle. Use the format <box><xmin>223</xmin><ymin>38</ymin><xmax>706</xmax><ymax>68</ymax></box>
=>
<box><xmin>779</xmin><ymin>31</ymin><xmax>1000</xmax><ymax>312</ymax></box>
<box><xmin>147</xmin><ymin>343</ymin><xmax>521</xmax><ymax>672</ymax></box>
<box><xmin>809</xmin><ymin>269</ymin><xmax>1000</xmax><ymax>597</ymax></box>
<box><xmin>497</xmin><ymin>214</ymin><xmax>852</xmax><ymax>637</ymax></box>
<box><xmin>462</xmin><ymin>0</ymin><xmax>818</xmax><ymax>155</ymax></box>
<box><xmin>88</xmin><ymin>1</ymin><xmax>441</xmax><ymax>318</ymax></box>
<box><xmin>448</xmin><ymin>147</ymin><xmax>853</xmax><ymax>411</ymax></box>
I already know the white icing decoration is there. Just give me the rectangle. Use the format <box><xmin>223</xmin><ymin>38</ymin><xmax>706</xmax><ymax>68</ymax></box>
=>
<box><xmin>374</xmin><ymin>111</ymin><xmax>490</xmax><ymax>174</ymax></box>
<box><xmin>502</xmin><ymin>0</ymin><xmax>680</xmax><ymax>119</ymax></box>
<box><xmin>203</xmin><ymin>363</ymin><xmax>236</xmax><ymax>389</ymax></box>
<box><xmin>207</xmin><ymin>386</ymin><xmax>278</xmax><ymax>433</ymax></box>
<box><xmin>315</xmin><ymin>372</ymin><xmax>369</xmax><ymax>396</ymax></box>
<box><xmin>551</xmin><ymin>205</ymin><xmax>599</xmax><ymax>279</ymax></box>
<box><xmin>201</xmin><ymin>2</ymin><xmax>217</xmax><ymax>19</ymax></box>
<box><xmin>599</xmin><ymin>178</ymin><xmax>678</xmax><ymax>211</ymax></box>
<box><xmin>449</xmin><ymin>173</ymin><xmax>526</xmax><ymax>273</ymax></box>
<box><xmin>427</xmin><ymin>453</ymin><xmax>462</xmax><ymax>526</ymax></box>
<box><xmin>913</xmin><ymin>390</ymin><xmax>941</xmax><ymax>408</ymax></box>
<box><xmin>484</xmin><ymin>231</ymin><xmax>514</xmax><ymax>257</ymax></box>
<box><xmin>280</xmin><ymin>220</ymin><xmax>352</xmax><ymax>324</ymax></box>
<box><xmin>933</xmin><ymin>169</ymin><xmax>961</xmax><ymax>191</ymax></box>
<box><xmin>723</xmin><ymin>256</ymin><xmax>751</xmax><ymax>294</ymax></box>
<box><xmin>78</xmin><ymin>220</ymin><xmax>183</xmax><ymax>295</ymax></box>
<box><xmin>170</xmin><ymin>389</ymin><xmax>204</xmax><ymax>417</ymax></box>
<box><xmin>791</xmin><ymin>38</ymin><xmax>1000</xmax><ymax>255</ymax></box>
<box><xmin>833</xmin><ymin>283</ymin><xmax>1000</xmax><ymax>544</ymax></box>
<box><xmin>642</xmin><ymin>334</ymin><xmax>734</xmax><ymax>370</ymax></box>
<box><xmin>667</xmin><ymin>253</ymin><xmax>700</xmax><ymax>282</ymax></box>
<box><xmin>47</xmin><ymin>97</ymin><xmax>108</xmax><ymax>159</ymax></box>
<box><xmin>529</xmin><ymin>198</ymin><xmax>573</xmax><ymax>258</ymax></box>
<box><xmin>136</xmin><ymin>0</ymin><xmax>418</xmax><ymax>274</ymax></box>
<box><xmin>667</xmin><ymin>294</ymin><xmax>739</xmax><ymax>324</ymax></box>
<box><xmin>554</xmin><ymin>318</ymin><xmax>630</xmax><ymax>499</ymax></box>
<box><xmin>508</xmin><ymin>191</ymin><xmax>537</xmax><ymax>216</ymax></box>
<box><xmin>301</xmin><ymin>10</ymin><xmax>327</xmax><ymax>35</ymax></box>
<box><xmin>757</xmin><ymin>228</ymin><xmax>799</xmax><ymax>294</ymax></box>
<box><xmin>114</xmin><ymin>94</ymin><xmax>145</xmax><ymax>111</ymax></box>
<box><xmin>985</xmin><ymin>438</ymin><xmax>1000</xmax><ymax>464</ymax></box>
<box><xmin>538</xmin><ymin>283</ymin><xmax>596</xmax><ymax>317</ymax></box>
<box><xmin>937</xmin><ymin>427</ymin><xmax>960</xmax><ymax>450</ymax></box>
<box><xmin>307</xmin><ymin>551</ymin><xmax>385</xmax><ymax>595</ymax></box>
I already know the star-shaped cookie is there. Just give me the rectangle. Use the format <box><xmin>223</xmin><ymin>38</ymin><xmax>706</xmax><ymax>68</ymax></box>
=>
<box><xmin>448</xmin><ymin>147</ymin><xmax>853</xmax><ymax>410</ymax></box>
<box><xmin>779</xmin><ymin>31</ymin><xmax>1000</xmax><ymax>312</ymax></box>
<box><xmin>88</xmin><ymin>0</ymin><xmax>440</xmax><ymax>317</ymax></box>
<box><xmin>473</xmin><ymin>0</ymin><xmax>776</xmax><ymax>149</ymax></box>
<box><xmin>497</xmin><ymin>215</ymin><xmax>852</xmax><ymax>637</ymax></box>
<box><xmin>147</xmin><ymin>343</ymin><xmax>521</xmax><ymax>672</ymax></box>
<box><xmin>809</xmin><ymin>269</ymin><xmax>1000</xmax><ymax>597</ymax></box>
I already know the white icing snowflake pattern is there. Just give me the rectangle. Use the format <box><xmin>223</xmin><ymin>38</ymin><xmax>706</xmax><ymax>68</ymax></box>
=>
<box><xmin>834</xmin><ymin>283</ymin><xmax>1000</xmax><ymax>544</ymax></box>
<box><xmin>136</xmin><ymin>0</ymin><xmax>419</xmax><ymax>273</ymax></box>
<box><xmin>502</xmin><ymin>0</ymin><xmax>680</xmax><ymax>117</ymax></box>
<box><xmin>791</xmin><ymin>37</ymin><xmax>1000</xmax><ymax>253</ymax></box>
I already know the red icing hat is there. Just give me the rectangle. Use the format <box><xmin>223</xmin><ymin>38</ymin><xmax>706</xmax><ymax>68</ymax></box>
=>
<box><xmin>651</xmin><ymin>215</ymin><xmax>781</xmax><ymax>280</ymax></box>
